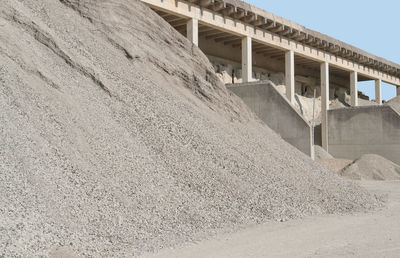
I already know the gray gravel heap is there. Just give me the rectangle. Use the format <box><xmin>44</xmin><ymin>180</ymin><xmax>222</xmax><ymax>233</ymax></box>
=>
<box><xmin>0</xmin><ymin>0</ymin><xmax>382</xmax><ymax>256</ymax></box>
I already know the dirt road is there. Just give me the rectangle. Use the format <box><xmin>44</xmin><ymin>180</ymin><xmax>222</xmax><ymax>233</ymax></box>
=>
<box><xmin>143</xmin><ymin>181</ymin><xmax>400</xmax><ymax>258</ymax></box>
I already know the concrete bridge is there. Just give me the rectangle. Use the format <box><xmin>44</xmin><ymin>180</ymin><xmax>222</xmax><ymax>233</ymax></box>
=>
<box><xmin>141</xmin><ymin>0</ymin><xmax>400</xmax><ymax>159</ymax></box>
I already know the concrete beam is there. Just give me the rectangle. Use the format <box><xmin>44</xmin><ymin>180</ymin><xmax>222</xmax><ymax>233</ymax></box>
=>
<box><xmin>271</xmin><ymin>24</ymin><xmax>285</xmax><ymax>34</ymax></box>
<box><xmin>285</xmin><ymin>50</ymin><xmax>295</xmax><ymax>104</ymax></box>
<box><xmin>197</xmin><ymin>0</ymin><xmax>214</xmax><ymax>7</ymax></box>
<box><xmin>198</xmin><ymin>26</ymin><xmax>216</xmax><ymax>33</ymax></box>
<box><xmin>211</xmin><ymin>1</ymin><xmax>225</xmax><ymax>12</ymax></box>
<box><xmin>242</xmin><ymin>36</ymin><xmax>252</xmax><ymax>83</ymax></box>
<box><xmin>321</xmin><ymin>62</ymin><xmax>329</xmax><ymax>151</ymax></box>
<box><xmin>261</xmin><ymin>20</ymin><xmax>276</xmax><ymax>30</ymax></box>
<box><xmin>350</xmin><ymin>71</ymin><xmax>358</xmax><ymax>107</ymax></box>
<box><xmin>375</xmin><ymin>79</ymin><xmax>382</xmax><ymax>105</ymax></box>
<box><xmin>222</xmin><ymin>5</ymin><xmax>235</xmax><ymax>16</ymax></box>
<box><xmin>214</xmin><ymin>35</ymin><xmax>236</xmax><ymax>42</ymax></box>
<box><xmin>252</xmin><ymin>17</ymin><xmax>265</xmax><ymax>26</ymax></box>
<box><xmin>233</xmin><ymin>8</ymin><xmax>246</xmax><ymax>19</ymax></box>
<box><xmin>187</xmin><ymin>18</ymin><xmax>198</xmax><ymax>46</ymax></box>
<box><xmin>203</xmin><ymin>31</ymin><xmax>226</xmax><ymax>39</ymax></box>
<box><xmin>243</xmin><ymin>13</ymin><xmax>256</xmax><ymax>24</ymax></box>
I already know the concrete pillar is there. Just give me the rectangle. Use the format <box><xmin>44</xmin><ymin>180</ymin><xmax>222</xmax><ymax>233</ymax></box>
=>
<box><xmin>375</xmin><ymin>79</ymin><xmax>382</xmax><ymax>105</ymax></box>
<box><xmin>187</xmin><ymin>18</ymin><xmax>198</xmax><ymax>46</ymax></box>
<box><xmin>350</xmin><ymin>71</ymin><xmax>358</xmax><ymax>107</ymax></box>
<box><xmin>397</xmin><ymin>86</ymin><xmax>400</xmax><ymax>97</ymax></box>
<box><xmin>242</xmin><ymin>36</ymin><xmax>252</xmax><ymax>83</ymax></box>
<box><xmin>285</xmin><ymin>50</ymin><xmax>295</xmax><ymax>104</ymax></box>
<box><xmin>321</xmin><ymin>62</ymin><xmax>329</xmax><ymax>151</ymax></box>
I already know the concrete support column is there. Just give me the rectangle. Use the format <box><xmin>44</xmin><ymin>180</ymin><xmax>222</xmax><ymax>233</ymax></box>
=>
<box><xmin>242</xmin><ymin>36</ymin><xmax>252</xmax><ymax>83</ymax></box>
<box><xmin>397</xmin><ymin>86</ymin><xmax>400</xmax><ymax>97</ymax></box>
<box><xmin>321</xmin><ymin>62</ymin><xmax>329</xmax><ymax>151</ymax></box>
<box><xmin>285</xmin><ymin>50</ymin><xmax>295</xmax><ymax>104</ymax></box>
<box><xmin>350</xmin><ymin>71</ymin><xmax>358</xmax><ymax>107</ymax></box>
<box><xmin>187</xmin><ymin>18</ymin><xmax>198</xmax><ymax>46</ymax></box>
<box><xmin>375</xmin><ymin>79</ymin><xmax>382</xmax><ymax>105</ymax></box>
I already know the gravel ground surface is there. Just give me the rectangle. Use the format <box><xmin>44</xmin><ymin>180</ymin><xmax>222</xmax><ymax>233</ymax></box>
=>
<box><xmin>0</xmin><ymin>0</ymin><xmax>382</xmax><ymax>256</ymax></box>
<box><xmin>142</xmin><ymin>181</ymin><xmax>400</xmax><ymax>258</ymax></box>
<box><xmin>340</xmin><ymin>154</ymin><xmax>400</xmax><ymax>181</ymax></box>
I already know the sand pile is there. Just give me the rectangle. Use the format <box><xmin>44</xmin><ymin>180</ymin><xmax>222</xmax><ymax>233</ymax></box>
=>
<box><xmin>0</xmin><ymin>0</ymin><xmax>381</xmax><ymax>256</ymax></box>
<box><xmin>340</xmin><ymin>154</ymin><xmax>400</xmax><ymax>180</ymax></box>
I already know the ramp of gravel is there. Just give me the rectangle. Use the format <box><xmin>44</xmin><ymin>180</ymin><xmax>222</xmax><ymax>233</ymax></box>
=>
<box><xmin>387</xmin><ymin>95</ymin><xmax>400</xmax><ymax>114</ymax></box>
<box><xmin>0</xmin><ymin>0</ymin><xmax>381</xmax><ymax>256</ymax></box>
<box><xmin>340</xmin><ymin>154</ymin><xmax>400</xmax><ymax>180</ymax></box>
<box><xmin>318</xmin><ymin>159</ymin><xmax>353</xmax><ymax>173</ymax></box>
<box><xmin>314</xmin><ymin>146</ymin><xmax>334</xmax><ymax>160</ymax></box>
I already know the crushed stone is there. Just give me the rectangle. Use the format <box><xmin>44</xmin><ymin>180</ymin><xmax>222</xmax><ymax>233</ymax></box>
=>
<box><xmin>0</xmin><ymin>0</ymin><xmax>382</xmax><ymax>256</ymax></box>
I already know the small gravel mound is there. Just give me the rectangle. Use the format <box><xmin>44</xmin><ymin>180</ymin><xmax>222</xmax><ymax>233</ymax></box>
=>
<box><xmin>314</xmin><ymin>145</ymin><xmax>333</xmax><ymax>160</ymax></box>
<box><xmin>340</xmin><ymin>154</ymin><xmax>400</xmax><ymax>180</ymax></box>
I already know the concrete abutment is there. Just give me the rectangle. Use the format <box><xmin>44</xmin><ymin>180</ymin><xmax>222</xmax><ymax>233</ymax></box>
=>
<box><xmin>328</xmin><ymin>106</ymin><xmax>400</xmax><ymax>165</ymax></box>
<box><xmin>228</xmin><ymin>82</ymin><xmax>314</xmax><ymax>159</ymax></box>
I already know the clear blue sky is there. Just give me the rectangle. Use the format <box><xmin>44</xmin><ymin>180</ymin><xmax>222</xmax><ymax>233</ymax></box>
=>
<box><xmin>246</xmin><ymin>0</ymin><xmax>399</xmax><ymax>101</ymax></box>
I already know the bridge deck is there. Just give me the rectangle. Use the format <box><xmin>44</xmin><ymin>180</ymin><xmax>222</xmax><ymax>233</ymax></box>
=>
<box><xmin>142</xmin><ymin>0</ymin><xmax>400</xmax><ymax>86</ymax></box>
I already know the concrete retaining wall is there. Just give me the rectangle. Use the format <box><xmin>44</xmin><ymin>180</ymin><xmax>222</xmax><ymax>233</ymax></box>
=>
<box><xmin>328</xmin><ymin>106</ymin><xmax>400</xmax><ymax>165</ymax></box>
<box><xmin>228</xmin><ymin>81</ymin><xmax>313</xmax><ymax>158</ymax></box>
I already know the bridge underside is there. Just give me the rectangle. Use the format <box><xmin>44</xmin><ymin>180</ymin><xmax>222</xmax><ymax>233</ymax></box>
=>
<box><xmin>153</xmin><ymin>8</ymin><xmax>384</xmax><ymax>89</ymax></box>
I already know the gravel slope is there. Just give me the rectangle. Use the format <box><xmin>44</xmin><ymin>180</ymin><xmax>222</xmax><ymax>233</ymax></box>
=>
<box><xmin>314</xmin><ymin>146</ymin><xmax>334</xmax><ymax>160</ymax></box>
<box><xmin>387</xmin><ymin>95</ymin><xmax>400</xmax><ymax>113</ymax></box>
<box><xmin>0</xmin><ymin>0</ymin><xmax>381</xmax><ymax>256</ymax></box>
<box><xmin>340</xmin><ymin>154</ymin><xmax>400</xmax><ymax>181</ymax></box>
<box><xmin>318</xmin><ymin>159</ymin><xmax>353</xmax><ymax>173</ymax></box>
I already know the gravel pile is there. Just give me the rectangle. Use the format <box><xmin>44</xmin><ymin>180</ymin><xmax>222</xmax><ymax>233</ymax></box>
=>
<box><xmin>0</xmin><ymin>0</ymin><xmax>382</xmax><ymax>256</ymax></box>
<box><xmin>340</xmin><ymin>154</ymin><xmax>400</xmax><ymax>181</ymax></box>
